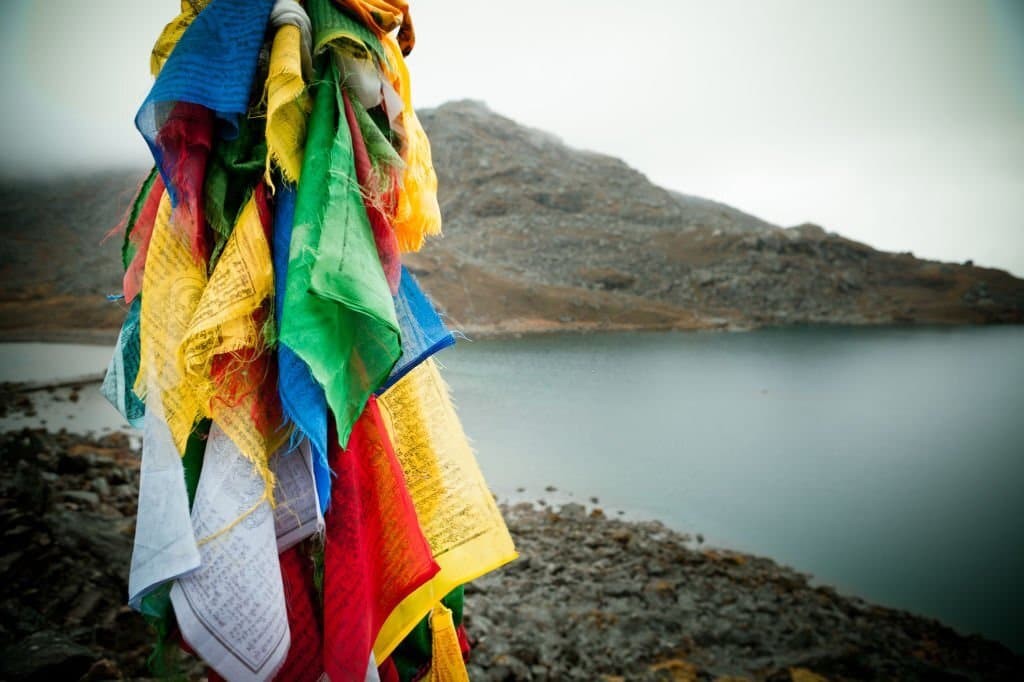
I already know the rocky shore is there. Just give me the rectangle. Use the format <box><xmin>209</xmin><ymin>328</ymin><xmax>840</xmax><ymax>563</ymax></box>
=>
<box><xmin>1</xmin><ymin>425</ymin><xmax>1020</xmax><ymax>681</ymax></box>
<box><xmin>468</xmin><ymin>504</ymin><xmax>1022</xmax><ymax>681</ymax></box>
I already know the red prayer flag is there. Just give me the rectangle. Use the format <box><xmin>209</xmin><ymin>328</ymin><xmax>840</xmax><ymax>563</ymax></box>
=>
<box><xmin>122</xmin><ymin>173</ymin><xmax>166</xmax><ymax>303</ymax></box>
<box><xmin>274</xmin><ymin>546</ymin><xmax>323</xmax><ymax>682</ymax></box>
<box><xmin>342</xmin><ymin>89</ymin><xmax>402</xmax><ymax>295</ymax></box>
<box><xmin>155</xmin><ymin>101</ymin><xmax>214</xmax><ymax>261</ymax></box>
<box><xmin>378</xmin><ymin>655</ymin><xmax>401</xmax><ymax>682</ymax></box>
<box><xmin>323</xmin><ymin>396</ymin><xmax>439</xmax><ymax>681</ymax></box>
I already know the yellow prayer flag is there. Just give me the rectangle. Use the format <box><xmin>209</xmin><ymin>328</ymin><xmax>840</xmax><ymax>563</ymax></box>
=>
<box><xmin>135</xmin><ymin>191</ymin><xmax>207</xmax><ymax>456</ymax></box>
<box><xmin>182</xmin><ymin>193</ymin><xmax>272</xmax><ymax>394</ymax></box>
<box><xmin>381</xmin><ymin>34</ymin><xmax>442</xmax><ymax>253</ymax></box>
<box><xmin>373</xmin><ymin>359</ymin><xmax>517</xmax><ymax>662</ymax></box>
<box><xmin>265</xmin><ymin>24</ymin><xmax>312</xmax><ymax>186</ymax></box>
<box><xmin>150</xmin><ymin>0</ymin><xmax>212</xmax><ymax>77</ymax></box>
<box><xmin>182</xmin><ymin>193</ymin><xmax>281</xmax><ymax>491</ymax></box>
<box><xmin>424</xmin><ymin>603</ymin><xmax>470</xmax><ymax>682</ymax></box>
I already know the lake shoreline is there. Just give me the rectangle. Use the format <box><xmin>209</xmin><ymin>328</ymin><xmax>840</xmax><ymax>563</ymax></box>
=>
<box><xmin>0</xmin><ymin>426</ymin><xmax>1020</xmax><ymax>681</ymax></box>
<box><xmin>4</xmin><ymin>327</ymin><xmax>1024</xmax><ymax>663</ymax></box>
<box><xmin>472</xmin><ymin>502</ymin><xmax>1023</xmax><ymax>680</ymax></box>
<box><xmin>2</xmin><ymin>314</ymin><xmax>1020</xmax><ymax>347</ymax></box>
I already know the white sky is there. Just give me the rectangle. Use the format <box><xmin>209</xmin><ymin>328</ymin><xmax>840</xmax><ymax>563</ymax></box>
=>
<box><xmin>1</xmin><ymin>0</ymin><xmax>1022</xmax><ymax>275</ymax></box>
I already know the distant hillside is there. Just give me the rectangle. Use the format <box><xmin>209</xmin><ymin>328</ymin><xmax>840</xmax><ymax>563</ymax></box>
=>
<box><xmin>1</xmin><ymin>100</ymin><xmax>1022</xmax><ymax>341</ymax></box>
<box><xmin>0</xmin><ymin>171</ymin><xmax>135</xmax><ymax>341</ymax></box>
<box><xmin>410</xmin><ymin>101</ymin><xmax>1024</xmax><ymax>334</ymax></box>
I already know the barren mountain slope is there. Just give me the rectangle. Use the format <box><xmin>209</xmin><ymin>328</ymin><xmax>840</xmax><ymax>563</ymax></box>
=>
<box><xmin>410</xmin><ymin>100</ymin><xmax>1023</xmax><ymax>333</ymax></box>
<box><xmin>0</xmin><ymin>101</ymin><xmax>1021</xmax><ymax>340</ymax></box>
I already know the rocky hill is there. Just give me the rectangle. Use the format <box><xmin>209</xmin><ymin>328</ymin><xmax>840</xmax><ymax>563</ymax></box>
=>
<box><xmin>411</xmin><ymin>101</ymin><xmax>1024</xmax><ymax>334</ymax></box>
<box><xmin>1</xmin><ymin>100</ymin><xmax>1022</xmax><ymax>341</ymax></box>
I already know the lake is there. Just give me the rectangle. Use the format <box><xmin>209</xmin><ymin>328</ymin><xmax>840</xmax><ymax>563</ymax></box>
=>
<box><xmin>440</xmin><ymin>325</ymin><xmax>1024</xmax><ymax>655</ymax></box>
<box><xmin>1</xmin><ymin>325</ymin><xmax>1022</xmax><ymax>653</ymax></box>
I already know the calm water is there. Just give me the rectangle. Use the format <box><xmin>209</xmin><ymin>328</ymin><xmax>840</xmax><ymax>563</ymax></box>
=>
<box><xmin>1</xmin><ymin>326</ymin><xmax>1022</xmax><ymax>653</ymax></box>
<box><xmin>440</xmin><ymin>325</ymin><xmax>1024</xmax><ymax>654</ymax></box>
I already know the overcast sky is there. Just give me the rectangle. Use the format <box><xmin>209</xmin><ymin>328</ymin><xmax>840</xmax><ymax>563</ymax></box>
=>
<box><xmin>1</xmin><ymin>0</ymin><xmax>1022</xmax><ymax>275</ymax></box>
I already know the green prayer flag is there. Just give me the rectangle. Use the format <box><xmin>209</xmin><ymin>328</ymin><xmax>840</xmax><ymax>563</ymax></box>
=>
<box><xmin>122</xmin><ymin>167</ymin><xmax>159</xmax><ymax>270</ymax></box>
<box><xmin>309</xmin><ymin>0</ymin><xmax>387</xmax><ymax>63</ymax></box>
<box><xmin>349</xmin><ymin>92</ymin><xmax>404</xmax><ymax>174</ymax></box>
<box><xmin>181</xmin><ymin>419</ymin><xmax>209</xmax><ymax>508</ymax></box>
<box><xmin>281</xmin><ymin>57</ymin><xmax>400</xmax><ymax>447</ymax></box>
<box><xmin>203</xmin><ymin>115</ymin><xmax>267</xmax><ymax>268</ymax></box>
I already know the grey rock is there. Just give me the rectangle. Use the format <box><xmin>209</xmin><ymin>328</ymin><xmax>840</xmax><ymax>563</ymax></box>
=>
<box><xmin>604</xmin><ymin>581</ymin><xmax>639</xmax><ymax>597</ymax></box>
<box><xmin>557</xmin><ymin>502</ymin><xmax>586</xmax><ymax>519</ymax></box>
<box><xmin>112</xmin><ymin>483</ymin><xmax>134</xmax><ymax>500</ymax></box>
<box><xmin>529</xmin><ymin>664</ymin><xmax>550</xmax><ymax>681</ymax></box>
<box><xmin>786</xmin><ymin>626</ymin><xmax>820</xmax><ymax>650</ymax></box>
<box><xmin>488</xmin><ymin>654</ymin><xmax>531</xmax><ymax>681</ymax></box>
<box><xmin>675</xmin><ymin>592</ymin><xmax>697</xmax><ymax>613</ymax></box>
<box><xmin>91</xmin><ymin>476</ymin><xmax>110</xmax><ymax>497</ymax></box>
<box><xmin>58</xmin><ymin>489</ymin><xmax>100</xmax><ymax>507</ymax></box>
<box><xmin>0</xmin><ymin>631</ymin><xmax>95</xmax><ymax>681</ymax></box>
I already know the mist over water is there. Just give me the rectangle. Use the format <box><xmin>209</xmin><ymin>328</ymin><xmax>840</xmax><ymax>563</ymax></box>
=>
<box><xmin>441</xmin><ymin>326</ymin><xmax>1024</xmax><ymax>654</ymax></box>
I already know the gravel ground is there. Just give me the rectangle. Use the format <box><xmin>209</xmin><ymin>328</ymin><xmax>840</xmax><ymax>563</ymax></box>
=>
<box><xmin>466</xmin><ymin>503</ymin><xmax>1021</xmax><ymax>681</ymax></box>
<box><xmin>0</xmin><ymin>426</ymin><xmax>1020</xmax><ymax>681</ymax></box>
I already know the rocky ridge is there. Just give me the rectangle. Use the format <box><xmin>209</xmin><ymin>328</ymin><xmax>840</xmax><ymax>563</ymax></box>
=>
<box><xmin>1</xmin><ymin>101</ymin><xmax>1022</xmax><ymax>341</ymax></box>
<box><xmin>409</xmin><ymin>101</ymin><xmax>1024</xmax><ymax>334</ymax></box>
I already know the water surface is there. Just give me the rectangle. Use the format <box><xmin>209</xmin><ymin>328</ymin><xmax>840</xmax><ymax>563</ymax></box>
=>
<box><xmin>440</xmin><ymin>325</ymin><xmax>1024</xmax><ymax>654</ymax></box>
